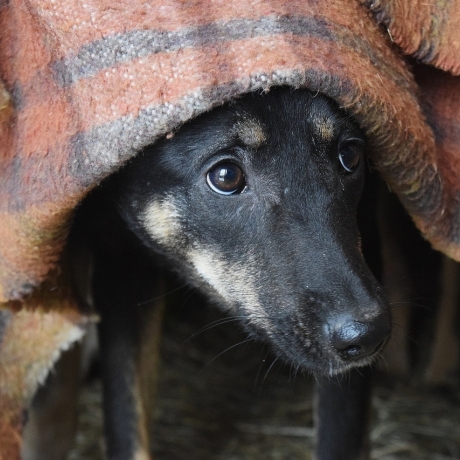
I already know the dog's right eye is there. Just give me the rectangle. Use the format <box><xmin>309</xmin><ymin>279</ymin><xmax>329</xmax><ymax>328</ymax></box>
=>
<box><xmin>338</xmin><ymin>140</ymin><xmax>363</xmax><ymax>173</ymax></box>
<box><xmin>206</xmin><ymin>162</ymin><xmax>247</xmax><ymax>195</ymax></box>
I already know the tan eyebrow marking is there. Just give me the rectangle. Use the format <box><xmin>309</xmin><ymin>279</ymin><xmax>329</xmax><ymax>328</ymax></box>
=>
<box><xmin>311</xmin><ymin>114</ymin><xmax>335</xmax><ymax>142</ymax></box>
<box><xmin>235</xmin><ymin>117</ymin><xmax>267</xmax><ymax>148</ymax></box>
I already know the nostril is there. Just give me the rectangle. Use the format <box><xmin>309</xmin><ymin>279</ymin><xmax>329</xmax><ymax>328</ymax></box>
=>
<box><xmin>329</xmin><ymin>318</ymin><xmax>389</xmax><ymax>361</ymax></box>
<box><xmin>343</xmin><ymin>345</ymin><xmax>361</xmax><ymax>355</ymax></box>
<box><xmin>331</xmin><ymin>322</ymin><xmax>367</xmax><ymax>351</ymax></box>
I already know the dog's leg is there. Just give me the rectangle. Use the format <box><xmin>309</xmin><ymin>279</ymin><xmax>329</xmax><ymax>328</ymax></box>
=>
<box><xmin>21</xmin><ymin>343</ymin><xmax>81</xmax><ymax>460</ymax></box>
<box><xmin>314</xmin><ymin>366</ymin><xmax>372</xmax><ymax>460</ymax></box>
<box><xmin>92</xmin><ymin>232</ymin><xmax>164</xmax><ymax>460</ymax></box>
<box><xmin>136</xmin><ymin>287</ymin><xmax>165</xmax><ymax>450</ymax></box>
<box><xmin>424</xmin><ymin>256</ymin><xmax>460</xmax><ymax>386</ymax></box>
<box><xmin>377</xmin><ymin>187</ymin><xmax>413</xmax><ymax>376</ymax></box>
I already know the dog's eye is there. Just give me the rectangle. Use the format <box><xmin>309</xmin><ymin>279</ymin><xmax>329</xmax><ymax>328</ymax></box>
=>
<box><xmin>206</xmin><ymin>162</ymin><xmax>247</xmax><ymax>195</ymax></box>
<box><xmin>338</xmin><ymin>141</ymin><xmax>362</xmax><ymax>173</ymax></box>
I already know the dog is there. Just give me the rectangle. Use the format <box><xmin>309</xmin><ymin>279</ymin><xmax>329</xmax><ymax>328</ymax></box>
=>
<box><xmin>59</xmin><ymin>87</ymin><xmax>391</xmax><ymax>460</ymax></box>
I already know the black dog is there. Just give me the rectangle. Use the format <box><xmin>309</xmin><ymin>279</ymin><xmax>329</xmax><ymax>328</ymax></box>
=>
<box><xmin>71</xmin><ymin>87</ymin><xmax>391</xmax><ymax>460</ymax></box>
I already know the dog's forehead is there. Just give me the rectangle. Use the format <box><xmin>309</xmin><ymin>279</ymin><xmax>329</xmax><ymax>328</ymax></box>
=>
<box><xmin>231</xmin><ymin>91</ymin><xmax>347</xmax><ymax>148</ymax></box>
<box><xmin>161</xmin><ymin>90</ymin><xmax>353</xmax><ymax>168</ymax></box>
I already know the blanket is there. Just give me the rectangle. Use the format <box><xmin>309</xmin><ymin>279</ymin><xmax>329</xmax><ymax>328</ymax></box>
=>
<box><xmin>0</xmin><ymin>0</ymin><xmax>459</xmax><ymax>456</ymax></box>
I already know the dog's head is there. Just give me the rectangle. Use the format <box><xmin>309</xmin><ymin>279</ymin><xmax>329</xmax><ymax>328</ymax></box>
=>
<box><xmin>115</xmin><ymin>87</ymin><xmax>390</xmax><ymax>375</ymax></box>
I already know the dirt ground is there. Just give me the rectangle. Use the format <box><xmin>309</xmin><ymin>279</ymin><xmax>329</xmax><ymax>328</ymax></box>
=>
<box><xmin>67</xmin><ymin>293</ymin><xmax>460</xmax><ymax>460</ymax></box>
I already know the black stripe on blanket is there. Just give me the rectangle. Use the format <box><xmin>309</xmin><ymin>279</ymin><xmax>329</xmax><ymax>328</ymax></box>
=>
<box><xmin>51</xmin><ymin>15</ymin><xmax>408</xmax><ymax>88</ymax></box>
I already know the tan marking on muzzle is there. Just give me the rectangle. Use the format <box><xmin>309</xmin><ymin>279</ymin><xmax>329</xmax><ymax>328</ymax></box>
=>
<box><xmin>143</xmin><ymin>198</ymin><xmax>182</xmax><ymax>245</ymax></box>
<box><xmin>188</xmin><ymin>247</ymin><xmax>271</xmax><ymax>329</ymax></box>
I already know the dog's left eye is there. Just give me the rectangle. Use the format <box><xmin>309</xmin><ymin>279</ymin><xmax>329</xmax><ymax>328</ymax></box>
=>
<box><xmin>206</xmin><ymin>162</ymin><xmax>247</xmax><ymax>195</ymax></box>
<box><xmin>338</xmin><ymin>141</ymin><xmax>362</xmax><ymax>173</ymax></box>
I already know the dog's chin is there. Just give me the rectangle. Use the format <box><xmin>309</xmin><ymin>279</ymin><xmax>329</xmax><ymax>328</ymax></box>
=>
<box><xmin>321</xmin><ymin>354</ymin><xmax>379</xmax><ymax>377</ymax></box>
<box><xmin>267</xmin><ymin>338</ymin><xmax>386</xmax><ymax>378</ymax></box>
<box><xmin>294</xmin><ymin>352</ymin><xmax>381</xmax><ymax>377</ymax></box>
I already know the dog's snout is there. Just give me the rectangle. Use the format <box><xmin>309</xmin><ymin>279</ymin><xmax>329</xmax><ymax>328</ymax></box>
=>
<box><xmin>328</xmin><ymin>314</ymin><xmax>390</xmax><ymax>361</ymax></box>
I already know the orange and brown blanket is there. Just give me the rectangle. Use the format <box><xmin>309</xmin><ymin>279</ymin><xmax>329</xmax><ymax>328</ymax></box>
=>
<box><xmin>0</xmin><ymin>0</ymin><xmax>459</xmax><ymax>457</ymax></box>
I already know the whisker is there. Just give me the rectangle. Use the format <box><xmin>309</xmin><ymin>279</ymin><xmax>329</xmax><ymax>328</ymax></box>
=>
<box><xmin>389</xmin><ymin>301</ymin><xmax>415</xmax><ymax>307</ymax></box>
<box><xmin>202</xmin><ymin>338</ymin><xmax>254</xmax><ymax>369</ymax></box>
<box><xmin>179</xmin><ymin>286</ymin><xmax>200</xmax><ymax>310</ymax></box>
<box><xmin>405</xmin><ymin>333</ymin><xmax>422</xmax><ymax>347</ymax></box>
<box><xmin>391</xmin><ymin>328</ymin><xmax>409</xmax><ymax>342</ymax></box>
<box><xmin>383</xmin><ymin>272</ymin><xmax>436</xmax><ymax>290</ymax></box>
<box><xmin>185</xmin><ymin>316</ymin><xmax>248</xmax><ymax>341</ymax></box>
<box><xmin>253</xmin><ymin>351</ymin><xmax>271</xmax><ymax>393</ymax></box>
<box><xmin>290</xmin><ymin>363</ymin><xmax>301</xmax><ymax>383</ymax></box>
<box><xmin>262</xmin><ymin>356</ymin><xmax>280</xmax><ymax>386</ymax></box>
<box><xmin>136</xmin><ymin>282</ymin><xmax>189</xmax><ymax>306</ymax></box>
<box><xmin>389</xmin><ymin>301</ymin><xmax>434</xmax><ymax>311</ymax></box>
<box><xmin>377</xmin><ymin>353</ymin><xmax>389</xmax><ymax>373</ymax></box>
<box><xmin>288</xmin><ymin>362</ymin><xmax>295</xmax><ymax>382</ymax></box>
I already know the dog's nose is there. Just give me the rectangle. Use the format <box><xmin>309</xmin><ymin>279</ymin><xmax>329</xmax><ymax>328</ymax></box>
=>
<box><xmin>328</xmin><ymin>315</ymin><xmax>390</xmax><ymax>361</ymax></box>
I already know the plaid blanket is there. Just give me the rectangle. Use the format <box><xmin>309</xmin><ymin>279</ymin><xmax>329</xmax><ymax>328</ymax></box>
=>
<box><xmin>0</xmin><ymin>0</ymin><xmax>459</xmax><ymax>456</ymax></box>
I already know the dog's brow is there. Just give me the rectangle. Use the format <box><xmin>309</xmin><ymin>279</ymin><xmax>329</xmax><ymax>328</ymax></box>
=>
<box><xmin>190</xmin><ymin>133</ymin><xmax>239</xmax><ymax>166</ymax></box>
<box><xmin>190</xmin><ymin>117</ymin><xmax>265</xmax><ymax>167</ymax></box>
<box><xmin>311</xmin><ymin>113</ymin><xmax>335</xmax><ymax>142</ymax></box>
<box><xmin>235</xmin><ymin>118</ymin><xmax>267</xmax><ymax>148</ymax></box>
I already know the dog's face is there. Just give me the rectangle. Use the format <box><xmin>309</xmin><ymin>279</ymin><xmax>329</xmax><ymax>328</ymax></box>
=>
<box><xmin>115</xmin><ymin>87</ymin><xmax>390</xmax><ymax>375</ymax></box>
